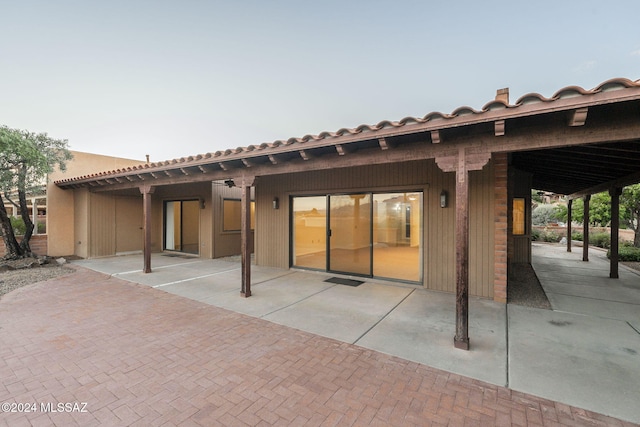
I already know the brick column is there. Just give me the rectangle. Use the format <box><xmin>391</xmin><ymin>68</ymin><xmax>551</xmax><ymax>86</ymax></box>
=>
<box><xmin>493</xmin><ymin>153</ymin><xmax>508</xmax><ymax>303</ymax></box>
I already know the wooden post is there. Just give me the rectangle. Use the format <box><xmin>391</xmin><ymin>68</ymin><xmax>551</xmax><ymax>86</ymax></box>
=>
<box><xmin>435</xmin><ymin>148</ymin><xmax>490</xmax><ymax>351</ymax></box>
<box><xmin>566</xmin><ymin>199</ymin><xmax>572</xmax><ymax>252</ymax></box>
<box><xmin>609</xmin><ymin>187</ymin><xmax>622</xmax><ymax>279</ymax></box>
<box><xmin>140</xmin><ymin>185</ymin><xmax>155</xmax><ymax>273</ymax></box>
<box><xmin>240</xmin><ymin>179</ymin><xmax>252</xmax><ymax>297</ymax></box>
<box><xmin>583</xmin><ymin>195</ymin><xmax>590</xmax><ymax>262</ymax></box>
<box><xmin>454</xmin><ymin>152</ymin><xmax>470</xmax><ymax>350</ymax></box>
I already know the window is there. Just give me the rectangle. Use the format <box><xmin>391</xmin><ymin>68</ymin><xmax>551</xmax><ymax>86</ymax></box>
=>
<box><xmin>223</xmin><ymin>199</ymin><xmax>255</xmax><ymax>231</ymax></box>
<box><xmin>513</xmin><ymin>198</ymin><xmax>526</xmax><ymax>235</ymax></box>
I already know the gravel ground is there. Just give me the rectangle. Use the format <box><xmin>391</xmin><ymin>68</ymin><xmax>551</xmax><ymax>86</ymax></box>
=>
<box><xmin>0</xmin><ymin>260</ymin><xmax>75</xmax><ymax>299</ymax></box>
<box><xmin>507</xmin><ymin>262</ymin><xmax>552</xmax><ymax>309</ymax></box>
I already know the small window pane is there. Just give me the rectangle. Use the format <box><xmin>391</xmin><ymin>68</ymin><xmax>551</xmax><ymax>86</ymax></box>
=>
<box><xmin>513</xmin><ymin>198</ymin><xmax>525</xmax><ymax>235</ymax></box>
<box><xmin>223</xmin><ymin>199</ymin><xmax>255</xmax><ymax>231</ymax></box>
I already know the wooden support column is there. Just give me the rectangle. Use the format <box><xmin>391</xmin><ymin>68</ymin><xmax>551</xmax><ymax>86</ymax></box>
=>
<box><xmin>140</xmin><ymin>185</ymin><xmax>155</xmax><ymax>273</ymax></box>
<box><xmin>609</xmin><ymin>187</ymin><xmax>622</xmax><ymax>279</ymax></box>
<box><xmin>583</xmin><ymin>195</ymin><xmax>591</xmax><ymax>262</ymax></box>
<box><xmin>436</xmin><ymin>148</ymin><xmax>490</xmax><ymax>351</ymax></box>
<box><xmin>567</xmin><ymin>199</ymin><xmax>572</xmax><ymax>252</ymax></box>
<box><xmin>240</xmin><ymin>177</ymin><xmax>254</xmax><ymax>297</ymax></box>
<box><xmin>454</xmin><ymin>157</ymin><xmax>470</xmax><ymax>350</ymax></box>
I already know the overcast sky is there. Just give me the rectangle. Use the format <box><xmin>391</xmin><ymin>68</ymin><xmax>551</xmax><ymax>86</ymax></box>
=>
<box><xmin>2</xmin><ymin>1</ymin><xmax>639</xmax><ymax>163</ymax></box>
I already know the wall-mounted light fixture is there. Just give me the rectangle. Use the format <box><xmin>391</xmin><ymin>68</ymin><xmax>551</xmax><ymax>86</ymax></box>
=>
<box><xmin>224</xmin><ymin>179</ymin><xmax>235</xmax><ymax>188</ymax></box>
<box><xmin>440</xmin><ymin>190</ymin><xmax>448</xmax><ymax>208</ymax></box>
<box><xmin>273</xmin><ymin>197</ymin><xmax>279</xmax><ymax>210</ymax></box>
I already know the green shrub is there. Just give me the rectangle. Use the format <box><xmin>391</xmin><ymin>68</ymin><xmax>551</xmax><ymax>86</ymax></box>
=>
<box><xmin>590</xmin><ymin>232</ymin><xmax>611</xmax><ymax>249</ymax></box>
<box><xmin>608</xmin><ymin>246</ymin><xmax>640</xmax><ymax>262</ymax></box>
<box><xmin>542</xmin><ymin>231</ymin><xmax>560</xmax><ymax>243</ymax></box>
<box><xmin>10</xmin><ymin>217</ymin><xmax>26</xmax><ymax>235</ymax></box>
<box><xmin>531</xmin><ymin>229</ymin><xmax>541</xmax><ymax>241</ymax></box>
<box><xmin>571</xmin><ymin>231</ymin><xmax>583</xmax><ymax>241</ymax></box>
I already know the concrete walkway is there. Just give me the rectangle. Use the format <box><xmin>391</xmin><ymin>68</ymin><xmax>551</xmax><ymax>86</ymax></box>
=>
<box><xmin>64</xmin><ymin>243</ymin><xmax>640</xmax><ymax>423</ymax></box>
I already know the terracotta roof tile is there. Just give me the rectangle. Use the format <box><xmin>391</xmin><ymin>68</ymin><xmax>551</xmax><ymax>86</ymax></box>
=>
<box><xmin>54</xmin><ymin>77</ymin><xmax>640</xmax><ymax>186</ymax></box>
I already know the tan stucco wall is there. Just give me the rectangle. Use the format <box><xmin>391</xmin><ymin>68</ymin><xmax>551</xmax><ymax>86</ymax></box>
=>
<box><xmin>47</xmin><ymin>151</ymin><xmax>144</xmax><ymax>257</ymax></box>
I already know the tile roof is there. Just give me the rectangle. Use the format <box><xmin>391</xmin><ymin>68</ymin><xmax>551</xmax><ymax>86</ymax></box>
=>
<box><xmin>55</xmin><ymin>77</ymin><xmax>640</xmax><ymax>186</ymax></box>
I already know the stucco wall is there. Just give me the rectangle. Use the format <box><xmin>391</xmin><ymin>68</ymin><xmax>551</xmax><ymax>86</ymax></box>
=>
<box><xmin>47</xmin><ymin>151</ymin><xmax>145</xmax><ymax>257</ymax></box>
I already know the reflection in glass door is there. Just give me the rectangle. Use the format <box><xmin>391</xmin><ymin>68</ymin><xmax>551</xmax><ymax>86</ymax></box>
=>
<box><xmin>329</xmin><ymin>194</ymin><xmax>371</xmax><ymax>275</ymax></box>
<box><xmin>372</xmin><ymin>193</ymin><xmax>422</xmax><ymax>282</ymax></box>
<box><xmin>292</xmin><ymin>196</ymin><xmax>327</xmax><ymax>270</ymax></box>
<box><xmin>164</xmin><ymin>200</ymin><xmax>200</xmax><ymax>254</ymax></box>
<box><xmin>291</xmin><ymin>191</ymin><xmax>422</xmax><ymax>282</ymax></box>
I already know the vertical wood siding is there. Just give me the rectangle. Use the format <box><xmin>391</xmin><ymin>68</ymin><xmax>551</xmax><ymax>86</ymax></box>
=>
<box><xmin>255</xmin><ymin>159</ymin><xmax>496</xmax><ymax>298</ymax></box>
<box><xmin>89</xmin><ymin>193</ymin><xmax>116</xmax><ymax>257</ymax></box>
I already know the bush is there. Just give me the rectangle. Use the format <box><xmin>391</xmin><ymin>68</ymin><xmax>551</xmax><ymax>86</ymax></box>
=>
<box><xmin>590</xmin><ymin>232</ymin><xmax>610</xmax><ymax>249</ymax></box>
<box><xmin>542</xmin><ymin>231</ymin><xmax>561</xmax><ymax>243</ymax></box>
<box><xmin>10</xmin><ymin>217</ymin><xmax>26</xmax><ymax>235</ymax></box>
<box><xmin>571</xmin><ymin>231</ymin><xmax>583</xmax><ymax>241</ymax></box>
<box><xmin>531</xmin><ymin>229</ymin><xmax>541</xmax><ymax>241</ymax></box>
<box><xmin>608</xmin><ymin>246</ymin><xmax>640</xmax><ymax>262</ymax></box>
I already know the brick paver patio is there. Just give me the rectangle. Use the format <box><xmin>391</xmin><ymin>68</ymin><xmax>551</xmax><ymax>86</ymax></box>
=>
<box><xmin>0</xmin><ymin>266</ymin><xmax>636</xmax><ymax>426</ymax></box>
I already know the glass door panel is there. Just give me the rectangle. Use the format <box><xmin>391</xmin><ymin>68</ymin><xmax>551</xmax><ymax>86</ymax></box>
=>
<box><xmin>292</xmin><ymin>196</ymin><xmax>327</xmax><ymax>269</ymax></box>
<box><xmin>372</xmin><ymin>192</ymin><xmax>422</xmax><ymax>282</ymax></box>
<box><xmin>164</xmin><ymin>200</ymin><xmax>200</xmax><ymax>255</ymax></box>
<box><xmin>329</xmin><ymin>194</ymin><xmax>371</xmax><ymax>276</ymax></box>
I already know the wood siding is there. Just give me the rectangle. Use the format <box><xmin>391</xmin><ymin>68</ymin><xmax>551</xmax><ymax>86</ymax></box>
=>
<box><xmin>212</xmin><ymin>182</ymin><xmax>253</xmax><ymax>258</ymax></box>
<box><xmin>89</xmin><ymin>192</ymin><xmax>116</xmax><ymax>257</ymax></box>
<box><xmin>255</xmin><ymin>159</ymin><xmax>496</xmax><ymax>298</ymax></box>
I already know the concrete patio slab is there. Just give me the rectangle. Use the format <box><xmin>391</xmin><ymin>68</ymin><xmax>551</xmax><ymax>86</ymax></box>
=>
<box><xmin>263</xmin><ymin>281</ymin><xmax>414</xmax><ymax>344</ymax></box>
<box><xmin>356</xmin><ymin>289</ymin><xmax>507</xmax><ymax>386</ymax></box>
<box><xmin>508</xmin><ymin>305</ymin><xmax>640</xmax><ymax>422</ymax></box>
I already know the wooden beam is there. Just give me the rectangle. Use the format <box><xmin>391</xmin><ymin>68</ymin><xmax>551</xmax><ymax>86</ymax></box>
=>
<box><xmin>378</xmin><ymin>137</ymin><xmax>389</xmax><ymax>150</ymax></box>
<box><xmin>609</xmin><ymin>187</ymin><xmax>622</xmax><ymax>278</ymax></box>
<box><xmin>240</xmin><ymin>180</ymin><xmax>252</xmax><ymax>297</ymax></box>
<box><xmin>583</xmin><ymin>195</ymin><xmax>591</xmax><ymax>262</ymax></box>
<box><xmin>219</xmin><ymin>162</ymin><xmax>228</xmax><ymax>171</ymax></box>
<box><xmin>299</xmin><ymin>150</ymin><xmax>312</xmax><ymax>161</ymax></box>
<box><xmin>198</xmin><ymin>165</ymin><xmax>208</xmax><ymax>173</ymax></box>
<box><xmin>430</xmin><ymin>130</ymin><xmax>441</xmax><ymax>144</ymax></box>
<box><xmin>335</xmin><ymin>144</ymin><xmax>346</xmax><ymax>155</ymax></box>
<box><xmin>568</xmin><ymin>170</ymin><xmax>640</xmax><ymax>199</ymax></box>
<box><xmin>569</xmin><ymin>107</ymin><xmax>589</xmax><ymax>126</ymax></box>
<box><xmin>567</xmin><ymin>199</ymin><xmax>573</xmax><ymax>253</ymax></box>
<box><xmin>139</xmin><ymin>185</ymin><xmax>155</xmax><ymax>274</ymax></box>
<box><xmin>454</xmin><ymin>148</ymin><xmax>470</xmax><ymax>350</ymax></box>
<box><xmin>180</xmin><ymin>168</ymin><xmax>190</xmax><ymax>176</ymax></box>
<box><xmin>268</xmin><ymin>154</ymin><xmax>278</xmax><ymax>165</ymax></box>
<box><xmin>494</xmin><ymin>120</ymin><xmax>505</xmax><ymax>136</ymax></box>
<box><xmin>241</xmin><ymin>158</ymin><xmax>253</xmax><ymax>168</ymax></box>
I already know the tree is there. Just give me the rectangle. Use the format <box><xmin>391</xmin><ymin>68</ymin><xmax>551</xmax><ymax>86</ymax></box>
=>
<box><xmin>0</xmin><ymin>126</ymin><xmax>72</xmax><ymax>259</ymax></box>
<box><xmin>557</xmin><ymin>192</ymin><xmax>611</xmax><ymax>227</ymax></box>
<box><xmin>621</xmin><ymin>184</ymin><xmax>640</xmax><ymax>247</ymax></box>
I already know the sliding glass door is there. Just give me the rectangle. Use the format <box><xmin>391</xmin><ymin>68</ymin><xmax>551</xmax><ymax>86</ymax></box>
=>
<box><xmin>292</xmin><ymin>191</ymin><xmax>422</xmax><ymax>282</ymax></box>
<box><xmin>164</xmin><ymin>200</ymin><xmax>200</xmax><ymax>255</ymax></box>
<box><xmin>329</xmin><ymin>194</ymin><xmax>371</xmax><ymax>275</ymax></box>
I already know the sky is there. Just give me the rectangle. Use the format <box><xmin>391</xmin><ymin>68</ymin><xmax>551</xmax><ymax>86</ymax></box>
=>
<box><xmin>1</xmin><ymin>1</ymin><xmax>639</xmax><ymax>163</ymax></box>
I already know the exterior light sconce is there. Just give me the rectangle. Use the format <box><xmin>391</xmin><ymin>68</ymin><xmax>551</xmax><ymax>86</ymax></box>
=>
<box><xmin>224</xmin><ymin>179</ymin><xmax>235</xmax><ymax>188</ymax></box>
<box><xmin>273</xmin><ymin>197</ymin><xmax>279</xmax><ymax>210</ymax></box>
<box><xmin>440</xmin><ymin>190</ymin><xmax>448</xmax><ymax>208</ymax></box>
